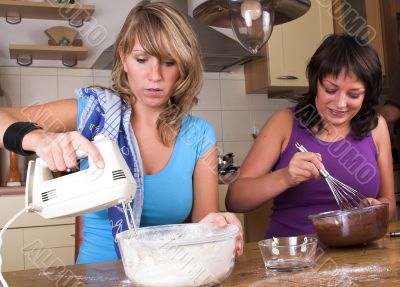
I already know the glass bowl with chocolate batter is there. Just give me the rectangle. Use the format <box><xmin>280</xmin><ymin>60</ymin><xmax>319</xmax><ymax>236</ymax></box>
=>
<box><xmin>309</xmin><ymin>203</ymin><xmax>389</xmax><ymax>247</ymax></box>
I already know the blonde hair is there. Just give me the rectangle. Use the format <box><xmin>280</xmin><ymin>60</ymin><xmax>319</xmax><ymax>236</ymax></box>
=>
<box><xmin>111</xmin><ymin>1</ymin><xmax>203</xmax><ymax>146</ymax></box>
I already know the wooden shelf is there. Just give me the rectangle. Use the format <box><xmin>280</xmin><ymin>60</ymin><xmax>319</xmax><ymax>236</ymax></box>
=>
<box><xmin>1</xmin><ymin>1</ymin><xmax>95</xmax><ymax>66</ymax></box>
<box><xmin>0</xmin><ymin>185</ymin><xmax>24</xmax><ymax>195</ymax></box>
<box><xmin>9</xmin><ymin>44</ymin><xmax>88</xmax><ymax>66</ymax></box>
<box><xmin>9</xmin><ymin>44</ymin><xmax>88</xmax><ymax>60</ymax></box>
<box><xmin>0</xmin><ymin>0</ymin><xmax>95</xmax><ymax>26</ymax></box>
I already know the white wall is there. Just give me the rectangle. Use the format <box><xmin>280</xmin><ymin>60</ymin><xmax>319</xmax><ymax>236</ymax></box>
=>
<box><xmin>192</xmin><ymin>71</ymin><xmax>294</xmax><ymax>164</ymax></box>
<box><xmin>0</xmin><ymin>66</ymin><xmax>294</xmax><ymax>168</ymax></box>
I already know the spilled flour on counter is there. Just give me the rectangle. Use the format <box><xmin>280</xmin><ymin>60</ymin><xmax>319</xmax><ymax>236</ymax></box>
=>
<box><xmin>38</xmin><ymin>271</ymin><xmax>133</xmax><ymax>286</ymax></box>
<box><xmin>249</xmin><ymin>264</ymin><xmax>393</xmax><ymax>287</ymax></box>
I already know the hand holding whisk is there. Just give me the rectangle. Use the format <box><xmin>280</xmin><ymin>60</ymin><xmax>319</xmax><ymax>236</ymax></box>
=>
<box><xmin>295</xmin><ymin>142</ymin><xmax>370</xmax><ymax>210</ymax></box>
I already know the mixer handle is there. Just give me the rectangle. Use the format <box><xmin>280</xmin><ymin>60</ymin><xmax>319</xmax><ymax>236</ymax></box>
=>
<box><xmin>75</xmin><ymin>149</ymin><xmax>88</xmax><ymax>160</ymax></box>
<box><xmin>34</xmin><ymin>134</ymin><xmax>110</xmax><ymax>172</ymax></box>
<box><xmin>34</xmin><ymin>149</ymin><xmax>89</xmax><ymax>167</ymax></box>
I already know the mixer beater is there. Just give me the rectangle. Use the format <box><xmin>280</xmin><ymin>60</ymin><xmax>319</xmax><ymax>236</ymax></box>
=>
<box><xmin>295</xmin><ymin>142</ymin><xmax>369</xmax><ymax>210</ymax></box>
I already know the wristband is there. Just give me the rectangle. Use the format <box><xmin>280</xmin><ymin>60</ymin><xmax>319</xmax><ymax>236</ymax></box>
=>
<box><xmin>3</xmin><ymin>122</ymin><xmax>42</xmax><ymax>156</ymax></box>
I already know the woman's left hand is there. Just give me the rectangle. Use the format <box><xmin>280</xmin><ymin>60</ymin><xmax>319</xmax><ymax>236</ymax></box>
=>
<box><xmin>359</xmin><ymin>197</ymin><xmax>383</xmax><ymax>207</ymax></box>
<box><xmin>200</xmin><ymin>212</ymin><xmax>244</xmax><ymax>256</ymax></box>
<box><xmin>357</xmin><ymin>197</ymin><xmax>382</xmax><ymax>208</ymax></box>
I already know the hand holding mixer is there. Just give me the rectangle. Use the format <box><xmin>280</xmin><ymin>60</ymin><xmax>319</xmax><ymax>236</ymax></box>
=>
<box><xmin>0</xmin><ymin>134</ymin><xmax>137</xmax><ymax>287</ymax></box>
<box><xmin>25</xmin><ymin>134</ymin><xmax>137</xmax><ymax>218</ymax></box>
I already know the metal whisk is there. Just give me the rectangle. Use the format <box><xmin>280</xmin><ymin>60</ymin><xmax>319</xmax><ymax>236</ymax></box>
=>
<box><xmin>295</xmin><ymin>142</ymin><xmax>368</xmax><ymax>210</ymax></box>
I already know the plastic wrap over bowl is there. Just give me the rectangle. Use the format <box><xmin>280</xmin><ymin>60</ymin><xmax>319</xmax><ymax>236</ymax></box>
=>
<box><xmin>309</xmin><ymin>203</ymin><xmax>389</xmax><ymax>247</ymax></box>
<box><xmin>116</xmin><ymin>223</ymin><xmax>239</xmax><ymax>287</ymax></box>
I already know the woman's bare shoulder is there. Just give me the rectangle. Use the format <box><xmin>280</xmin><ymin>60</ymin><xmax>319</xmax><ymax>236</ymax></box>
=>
<box><xmin>371</xmin><ymin>114</ymin><xmax>390</xmax><ymax>152</ymax></box>
<box><xmin>255</xmin><ymin>107</ymin><xmax>294</xmax><ymax>150</ymax></box>
<box><xmin>238</xmin><ymin>108</ymin><xmax>294</xmax><ymax>177</ymax></box>
<box><xmin>263</xmin><ymin>108</ymin><xmax>294</xmax><ymax>133</ymax></box>
<box><xmin>371</xmin><ymin>114</ymin><xmax>389</xmax><ymax>135</ymax></box>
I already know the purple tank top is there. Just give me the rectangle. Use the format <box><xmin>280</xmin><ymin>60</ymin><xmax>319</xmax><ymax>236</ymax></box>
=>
<box><xmin>265</xmin><ymin>109</ymin><xmax>380</xmax><ymax>238</ymax></box>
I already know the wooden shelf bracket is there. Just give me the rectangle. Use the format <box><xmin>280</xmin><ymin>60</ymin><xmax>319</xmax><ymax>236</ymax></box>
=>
<box><xmin>61</xmin><ymin>56</ymin><xmax>77</xmax><ymax>67</ymax></box>
<box><xmin>15</xmin><ymin>53</ymin><xmax>77</xmax><ymax>67</ymax></box>
<box><xmin>16</xmin><ymin>53</ymin><xmax>32</xmax><ymax>66</ymax></box>
<box><xmin>69</xmin><ymin>17</ymin><xmax>83</xmax><ymax>28</ymax></box>
<box><xmin>5</xmin><ymin>13</ymin><xmax>21</xmax><ymax>24</ymax></box>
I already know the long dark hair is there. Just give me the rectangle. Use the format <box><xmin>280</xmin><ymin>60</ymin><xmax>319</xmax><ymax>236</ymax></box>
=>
<box><xmin>295</xmin><ymin>33</ymin><xmax>382</xmax><ymax>139</ymax></box>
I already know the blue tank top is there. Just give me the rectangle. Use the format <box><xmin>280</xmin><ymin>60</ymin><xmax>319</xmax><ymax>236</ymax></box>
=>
<box><xmin>265</xmin><ymin>109</ymin><xmax>380</xmax><ymax>238</ymax></box>
<box><xmin>76</xmin><ymin>97</ymin><xmax>217</xmax><ymax>263</ymax></box>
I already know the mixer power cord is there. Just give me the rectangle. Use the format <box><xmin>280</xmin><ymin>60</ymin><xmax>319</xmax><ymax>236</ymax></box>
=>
<box><xmin>0</xmin><ymin>207</ymin><xmax>29</xmax><ymax>287</ymax></box>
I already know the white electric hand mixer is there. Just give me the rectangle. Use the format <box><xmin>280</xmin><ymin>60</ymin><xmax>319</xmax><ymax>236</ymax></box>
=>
<box><xmin>25</xmin><ymin>134</ymin><xmax>137</xmax><ymax>221</ymax></box>
<box><xmin>0</xmin><ymin>134</ymin><xmax>137</xmax><ymax>287</ymax></box>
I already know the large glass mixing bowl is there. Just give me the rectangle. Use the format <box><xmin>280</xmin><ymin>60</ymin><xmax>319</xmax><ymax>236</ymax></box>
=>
<box><xmin>116</xmin><ymin>223</ymin><xmax>239</xmax><ymax>287</ymax></box>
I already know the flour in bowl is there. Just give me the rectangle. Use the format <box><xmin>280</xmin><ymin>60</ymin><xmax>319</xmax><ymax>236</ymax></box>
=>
<box><xmin>117</xmin><ymin>223</ymin><xmax>238</xmax><ymax>287</ymax></box>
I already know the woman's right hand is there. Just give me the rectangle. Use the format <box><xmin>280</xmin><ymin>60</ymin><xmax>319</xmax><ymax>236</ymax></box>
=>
<box><xmin>28</xmin><ymin>130</ymin><xmax>104</xmax><ymax>171</ymax></box>
<box><xmin>199</xmin><ymin>212</ymin><xmax>244</xmax><ymax>256</ymax></box>
<box><xmin>283</xmin><ymin>151</ymin><xmax>324</xmax><ymax>187</ymax></box>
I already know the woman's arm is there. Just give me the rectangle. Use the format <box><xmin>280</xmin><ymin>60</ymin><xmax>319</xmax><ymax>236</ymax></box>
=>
<box><xmin>192</xmin><ymin>144</ymin><xmax>244</xmax><ymax>256</ymax></box>
<box><xmin>226</xmin><ymin>109</ymin><xmax>323</xmax><ymax>213</ymax></box>
<box><xmin>371</xmin><ymin>115</ymin><xmax>396</xmax><ymax>219</ymax></box>
<box><xmin>191</xmin><ymin>144</ymin><xmax>219</xmax><ymax>222</ymax></box>
<box><xmin>0</xmin><ymin>99</ymin><xmax>103</xmax><ymax>171</ymax></box>
<box><xmin>0</xmin><ymin>99</ymin><xmax>78</xmax><ymax>141</ymax></box>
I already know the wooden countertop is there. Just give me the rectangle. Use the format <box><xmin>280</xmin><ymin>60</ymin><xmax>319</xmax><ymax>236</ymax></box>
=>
<box><xmin>4</xmin><ymin>222</ymin><xmax>400</xmax><ymax>286</ymax></box>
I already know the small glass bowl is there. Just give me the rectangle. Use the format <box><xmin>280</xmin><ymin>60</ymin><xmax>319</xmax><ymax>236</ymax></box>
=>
<box><xmin>258</xmin><ymin>235</ymin><xmax>318</xmax><ymax>272</ymax></box>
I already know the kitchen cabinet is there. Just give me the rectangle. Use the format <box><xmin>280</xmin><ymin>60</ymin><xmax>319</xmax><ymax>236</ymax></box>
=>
<box><xmin>219</xmin><ymin>184</ymin><xmax>274</xmax><ymax>243</ymax></box>
<box><xmin>332</xmin><ymin>0</ymin><xmax>400</xmax><ymax>88</ymax></box>
<box><xmin>23</xmin><ymin>225</ymin><xmax>75</xmax><ymax>270</ymax></box>
<box><xmin>243</xmin><ymin>201</ymin><xmax>272</xmax><ymax>243</ymax></box>
<box><xmin>0</xmin><ymin>195</ymin><xmax>75</xmax><ymax>272</ymax></box>
<box><xmin>244</xmin><ymin>0</ymin><xmax>334</xmax><ymax>94</ymax></box>
<box><xmin>1</xmin><ymin>229</ymin><xmax>24</xmax><ymax>272</ymax></box>
<box><xmin>2</xmin><ymin>225</ymin><xmax>75</xmax><ymax>272</ymax></box>
<box><xmin>218</xmin><ymin>184</ymin><xmax>244</xmax><ymax>229</ymax></box>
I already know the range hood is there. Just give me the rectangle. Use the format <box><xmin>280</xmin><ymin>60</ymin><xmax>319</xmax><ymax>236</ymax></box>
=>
<box><xmin>91</xmin><ymin>0</ymin><xmax>262</xmax><ymax>72</ymax></box>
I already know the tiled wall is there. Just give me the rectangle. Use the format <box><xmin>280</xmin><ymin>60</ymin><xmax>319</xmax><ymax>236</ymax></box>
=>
<box><xmin>0</xmin><ymin>66</ymin><xmax>294</xmax><ymax>166</ymax></box>
<box><xmin>192</xmin><ymin>72</ymin><xmax>294</xmax><ymax>165</ymax></box>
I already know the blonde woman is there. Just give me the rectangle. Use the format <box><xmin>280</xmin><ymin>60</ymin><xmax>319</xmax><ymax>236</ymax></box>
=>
<box><xmin>0</xmin><ymin>2</ymin><xmax>243</xmax><ymax>263</ymax></box>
